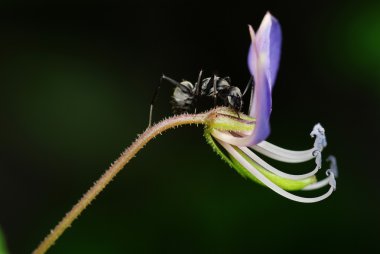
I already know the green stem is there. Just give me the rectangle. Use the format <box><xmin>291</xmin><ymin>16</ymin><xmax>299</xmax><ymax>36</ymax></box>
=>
<box><xmin>32</xmin><ymin>111</ymin><xmax>211</xmax><ymax>254</ymax></box>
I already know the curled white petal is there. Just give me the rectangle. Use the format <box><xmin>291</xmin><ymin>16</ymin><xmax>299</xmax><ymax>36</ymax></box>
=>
<box><xmin>302</xmin><ymin>177</ymin><xmax>330</xmax><ymax>191</ymax></box>
<box><xmin>302</xmin><ymin>171</ymin><xmax>336</xmax><ymax>191</ymax></box>
<box><xmin>310</xmin><ymin>123</ymin><xmax>327</xmax><ymax>151</ymax></box>
<box><xmin>218</xmin><ymin>140</ymin><xmax>334</xmax><ymax>203</ymax></box>
<box><xmin>251</xmin><ymin>123</ymin><xmax>328</xmax><ymax>166</ymax></box>
<box><xmin>212</xmin><ymin>127</ymin><xmax>323</xmax><ymax>165</ymax></box>
<box><xmin>304</xmin><ymin>155</ymin><xmax>338</xmax><ymax>191</ymax></box>
<box><xmin>326</xmin><ymin>155</ymin><xmax>338</xmax><ymax>190</ymax></box>
<box><xmin>326</xmin><ymin>155</ymin><xmax>338</xmax><ymax>177</ymax></box>
<box><xmin>239</xmin><ymin>146</ymin><xmax>319</xmax><ymax>180</ymax></box>
<box><xmin>327</xmin><ymin>171</ymin><xmax>337</xmax><ymax>190</ymax></box>
<box><xmin>252</xmin><ymin>141</ymin><xmax>315</xmax><ymax>163</ymax></box>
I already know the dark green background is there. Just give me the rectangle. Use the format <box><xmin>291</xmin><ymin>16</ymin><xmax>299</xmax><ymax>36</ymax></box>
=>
<box><xmin>0</xmin><ymin>1</ymin><xmax>379</xmax><ymax>253</ymax></box>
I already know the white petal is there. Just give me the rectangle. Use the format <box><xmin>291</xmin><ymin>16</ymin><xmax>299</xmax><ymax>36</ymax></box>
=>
<box><xmin>252</xmin><ymin>141</ymin><xmax>315</xmax><ymax>163</ymax></box>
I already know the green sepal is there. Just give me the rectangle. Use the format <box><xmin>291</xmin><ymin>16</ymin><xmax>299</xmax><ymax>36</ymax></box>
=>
<box><xmin>206</xmin><ymin>107</ymin><xmax>255</xmax><ymax>132</ymax></box>
<box><xmin>204</xmin><ymin>129</ymin><xmax>316</xmax><ymax>191</ymax></box>
<box><xmin>204</xmin><ymin>128</ymin><xmax>260</xmax><ymax>182</ymax></box>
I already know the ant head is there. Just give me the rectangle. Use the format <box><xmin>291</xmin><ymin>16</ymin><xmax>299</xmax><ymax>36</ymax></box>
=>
<box><xmin>227</xmin><ymin>87</ymin><xmax>243</xmax><ymax>112</ymax></box>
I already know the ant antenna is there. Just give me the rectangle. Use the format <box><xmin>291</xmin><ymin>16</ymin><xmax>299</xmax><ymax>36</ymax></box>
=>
<box><xmin>247</xmin><ymin>76</ymin><xmax>255</xmax><ymax>114</ymax></box>
<box><xmin>242</xmin><ymin>76</ymin><xmax>253</xmax><ymax>96</ymax></box>
<box><xmin>161</xmin><ymin>74</ymin><xmax>182</xmax><ymax>87</ymax></box>
<box><xmin>148</xmin><ymin>74</ymin><xmax>184</xmax><ymax>127</ymax></box>
<box><xmin>148</xmin><ymin>78</ymin><xmax>163</xmax><ymax>127</ymax></box>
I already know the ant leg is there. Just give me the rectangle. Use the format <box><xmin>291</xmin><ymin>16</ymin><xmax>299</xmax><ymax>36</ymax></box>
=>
<box><xmin>233</xmin><ymin>109</ymin><xmax>241</xmax><ymax>119</ymax></box>
<box><xmin>193</xmin><ymin>70</ymin><xmax>203</xmax><ymax>113</ymax></box>
<box><xmin>194</xmin><ymin>70</ymin><xmax>203</xmax><ymax>97</ymax></box>
<box><xmin>213</xmin><ymin>75</ymin><xmax>217</xmax><ymax>107</ymax></box>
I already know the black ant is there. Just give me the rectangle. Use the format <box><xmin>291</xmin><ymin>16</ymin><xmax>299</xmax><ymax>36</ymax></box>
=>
<box><xmin>148</xmin><ymin>70</ymin><xmax>253</xmax><ymax>127</ymax></box>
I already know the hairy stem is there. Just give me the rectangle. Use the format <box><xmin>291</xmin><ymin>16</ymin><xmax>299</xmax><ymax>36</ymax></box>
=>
<box><xmin>33</xmin><ymin>111</ymin><xmax>211</xmax><ymax>254</ymax></box>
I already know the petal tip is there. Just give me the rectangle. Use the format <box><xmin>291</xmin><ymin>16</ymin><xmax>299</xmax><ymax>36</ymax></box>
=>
<box><xmin>248</xmin><ymin>24</ymin><xmax>255</xmax><ymax>40</ymax></box>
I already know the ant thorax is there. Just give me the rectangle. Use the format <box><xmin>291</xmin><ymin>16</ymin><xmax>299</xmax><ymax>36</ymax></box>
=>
<box><xmin>200</xmin><ymin>76</ymin><xmax>243</xmax><ymax>111</ymax></box>
<box><xmin>170</xmin><ymin>76</ymin><xmax>243</xmax><ymax>114</ymax></box>
<box><xmin>199</xmin><ymin>76</ymin><xmax>230</xmax><ymax>96</ymax></box>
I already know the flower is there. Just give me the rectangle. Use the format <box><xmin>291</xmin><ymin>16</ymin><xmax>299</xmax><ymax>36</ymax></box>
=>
<box><xmin>205</xmin><ymin>12</ymin><xmax>338</xmax><ymax>203</ymax></box>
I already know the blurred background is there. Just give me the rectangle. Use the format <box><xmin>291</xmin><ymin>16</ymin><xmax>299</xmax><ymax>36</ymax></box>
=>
<box><xmin>0</xmin><ymin>1</ymin><xmax>379</xmax><ymax>253</ymax></box>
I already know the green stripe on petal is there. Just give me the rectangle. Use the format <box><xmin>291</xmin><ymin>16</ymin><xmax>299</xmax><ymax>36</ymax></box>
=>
<box><xmin>230</xmin><ymin>147</ymin><xmax>316</xmax><ymax>191</ymax></box>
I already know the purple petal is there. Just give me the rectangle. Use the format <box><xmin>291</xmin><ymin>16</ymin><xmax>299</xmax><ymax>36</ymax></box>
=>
<box><xmin>248</xmin><ymin>62</ymin><xmax>271</xmax><ymax>145</ymax></box>
<box><xmin>254</xmin><ymin>12</ymin><xmax>282</xmax><ymax>89</ymax></box>
<box><xmin>247</xmin><ymin>25</ymin><xmax>257</xmax><ymax>83</ymax></box>
<box><xmin>245</xmin><ymin>12</ymin><xmax>282</xmax><ymax>146</ymax></box>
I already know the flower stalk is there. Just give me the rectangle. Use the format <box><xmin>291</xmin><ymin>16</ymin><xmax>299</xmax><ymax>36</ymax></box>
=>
<box><xmin>32</xmin><ymin>111</ymin><xmax>213</xmax><ymax>254</ymax></box>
